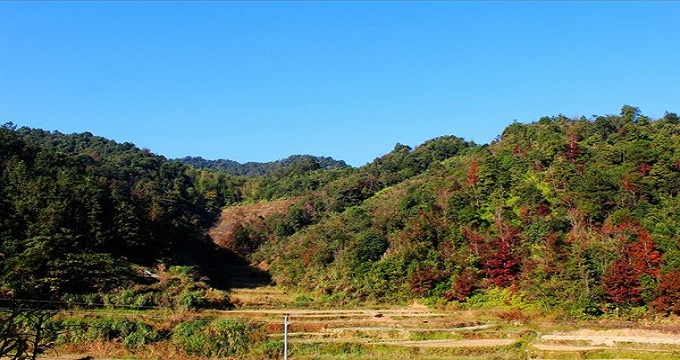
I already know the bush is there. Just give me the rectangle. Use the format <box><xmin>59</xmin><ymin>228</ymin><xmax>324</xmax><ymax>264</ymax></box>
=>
<box><xmin>464</xmin><ymin>287</ymin><xmax>535</xmax><ymax>311</ymax></box>
<box><xmin>251</xmin><ymin>339</ymin><xmax>284</xmax><ymax>359</ymax></box>
<box><xmin>171</xmin><ymin>318</ymin><xmax>253</xmax><ymax>357</ymax></box>
<box><xmin>177</xmin><ymin>290</ymin><xmax>207</xmax><ymax>309</ymax></box>
<box><xmin>293</xmin><ymin>295</ymin><xmax>314</xmax><ymax>307</ymax></box>
<box><xmin>56</xmin><ymin>318</ymin><xmax>160</xmax><ymax>349</ymax></box>
<box><xmin>170</xmin><ymin>320</ymin><xmax>208</xmax><ymax>355</ymax></box>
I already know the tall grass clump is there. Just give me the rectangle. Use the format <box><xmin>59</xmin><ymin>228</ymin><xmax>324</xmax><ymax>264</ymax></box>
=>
<box><xmin>56</xmin><ymin>317</ymin><xmax>161</xmax><ymax>349</ymax></box>
<box><xmin>171</xmin><ymin>318</ymin><xmax>254</xmax><ymax>357</ymax></box>
<box><xmin>464</xmin><ymin>287</ymin><xmax>535</xmax><ymax>311</ymax></box>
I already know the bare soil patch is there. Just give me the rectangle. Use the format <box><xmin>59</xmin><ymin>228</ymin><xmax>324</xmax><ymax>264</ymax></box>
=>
<box><xmin>534</xmin><ymin>327</ymin><xmax>680</xmax><ymax>353</ymax></box>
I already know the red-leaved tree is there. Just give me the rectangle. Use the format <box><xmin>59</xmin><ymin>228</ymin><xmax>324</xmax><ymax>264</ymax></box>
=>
<box><xmin>445</xmin><ymin>268</ymin><xmax>479</xmax><ymax>302</ymax></box>
<box><xmin>603</xmin><ymin>259</ymin><xmax>642</xmax><ymax>306</ymax></box>
<box><xmin>602</xmin><ymin>221</ymin><xmax>662</xmax><ymax>307</ymax></box>
<box><xmin>483</xmin><ymin>219</ymin><xmax>521</xmax><ymax>288</ymax></box>
<box><xmin>652</xmin><ymin>271</ymin><xmax>680</xmax><ymax>314</ymax></box>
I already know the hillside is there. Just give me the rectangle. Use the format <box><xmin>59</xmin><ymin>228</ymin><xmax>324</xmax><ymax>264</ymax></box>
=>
<box><xmin>2</xmin><ymin>106</ymin><xmax>680</xmax><ymax>318</ymax></box>
<box><xmin>216</xmin><ymin>106</ymin><xmax>680</xmax><ymax>315</ymax></box>
<box><xmin>0</xmin><ymin>124</ymin><xmax>244</xmax><ymax>304</ymax></box>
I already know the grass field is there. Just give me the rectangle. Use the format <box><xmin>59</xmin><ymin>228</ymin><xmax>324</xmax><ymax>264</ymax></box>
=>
<box><xmin>38</xmin><ymin>286</ymin><xmax>680</xmax><ymax>360</ymax></box>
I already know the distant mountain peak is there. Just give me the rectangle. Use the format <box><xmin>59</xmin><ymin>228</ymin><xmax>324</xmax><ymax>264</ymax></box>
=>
<box><xmin>176</xmin><ymin>154</ymin><xmax>350</xmax><ymax>177</ymax></box>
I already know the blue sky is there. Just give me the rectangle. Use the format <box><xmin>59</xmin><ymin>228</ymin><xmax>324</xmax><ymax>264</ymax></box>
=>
<box><xmin>1</xmin><ymin>2</ymin><xmax>678</xmax><ymax>167</ymax></box>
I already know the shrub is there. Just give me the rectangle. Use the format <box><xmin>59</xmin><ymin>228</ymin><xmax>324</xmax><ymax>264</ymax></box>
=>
<box><xmin>171</xmin><ymin>318</ymin><xmax>254</xmax><ymax>357</ymax></box>
<box><xmin>56</xmin><ymin>318</ymin><xmax>160</xmax><ymax>349</ymax></box>
<box><xmin>177</xmin><ymin>291</ymin><xmax>207</xmax><ymax>309</ymax></box>
<box><xmin>251</xmin><ymin>339</ymin><xmax>284</xmax><ymax>359</ymax></box>
<box><xmin>464</xmin><ymin>287</ymin><xmax>534</xmax><ymax>311</ymax></box>
<box><xmin>293</xmin><ymin>295</ymin><xmax>314</xmax><ymax>307</ymax></box>
<box><xmin>170</xmin><ymin>320</ymin><xmax>208</xmax><ymax>355</ymax></box>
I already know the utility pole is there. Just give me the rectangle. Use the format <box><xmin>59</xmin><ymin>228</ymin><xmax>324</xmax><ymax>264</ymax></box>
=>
<box><xmin>284</xmin><ymin>314</ymin><xmax>289</xmax><ymax>360</ymax></box>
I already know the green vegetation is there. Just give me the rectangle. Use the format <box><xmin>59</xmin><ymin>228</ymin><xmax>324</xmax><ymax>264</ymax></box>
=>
<box><xmin>57</xmin><ymin>317</ymin><xmax>161</xmax><ymax>350</ymax></box>
<box><xmin>2</xmin><ymin>105</ymin><xmax>680</xmax><ymax>321</ymax></box>
<box><xmin>0</xmin><ymin>124</ymin><xmax>243</xmax><ymax>302</ymax></box>
<box><xmin>54</xmin><ymin>313</ymin><xmax>271</xmax><ymax>358</ymax></box>
<box><xmin>0</xmin><ymin>301</ymin><xmax>56</xmax><ymax>360</ymax></box>
<box><xmin>61</xmin><ymin>265</ymin><xmax>232</xmax><ymax>310</ymax></box>
<box><xmin>171</xmin><ymin>318</ymin><xmax>255</xmax><ymax>357</ymax></box>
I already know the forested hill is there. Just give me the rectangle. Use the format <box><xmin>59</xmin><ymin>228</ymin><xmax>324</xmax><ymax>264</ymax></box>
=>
<box><xmin>216</xmin><ymin>106</ymin><xmax>680</xmax><ymax>315</ymax></box>
<box><xmin>177</xmin><ymin>155</ymin><xmax>350</xmax><ymax>177</ymax></box>
<box><xmin>0</xmin><ymin>124</ymin><xmax>243</xmax><ymax>300</ymax></box>
<box><xmin>3</xmin><ymin>106</ymin><xmax>680</xmax><ymax>316</ymax></box>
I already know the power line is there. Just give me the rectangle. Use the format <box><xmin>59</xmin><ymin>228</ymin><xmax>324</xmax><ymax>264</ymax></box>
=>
<box><xmin>0</xmin><ymin>299</ymin><xmax>277</xmax><ymax>324</ymax></box>
<box><xmin>0</xmin><ymin>297</ymin><xmax>172</xmax><ymax>310</ymax></box>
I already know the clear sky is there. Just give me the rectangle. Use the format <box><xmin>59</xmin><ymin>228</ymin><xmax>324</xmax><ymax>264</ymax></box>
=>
<box><xmin>1</xmin><ymin>2</ymin><xmax>679</xmax><ymax>167</ymax></box>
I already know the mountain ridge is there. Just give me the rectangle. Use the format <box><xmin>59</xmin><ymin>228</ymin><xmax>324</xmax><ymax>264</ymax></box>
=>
<box><xmin>176</xmin><ymin>154</ymin><xmax>350</xmax><ymax>177</ymax></box>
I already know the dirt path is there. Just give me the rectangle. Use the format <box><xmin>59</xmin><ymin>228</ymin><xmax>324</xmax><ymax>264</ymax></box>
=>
<box><xmin>542</xmin><ymin>328</ymin><xmax>680</xmax><ymax>345</ymax></box>
<box><xmin>533</xmin><ymin>328</ymin><xmax>680</xmax><ymax>353</ymax></box>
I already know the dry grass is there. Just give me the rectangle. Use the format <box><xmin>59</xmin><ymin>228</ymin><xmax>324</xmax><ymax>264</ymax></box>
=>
<box><xmin>229</xmin><ymin>286</ymin><xmax>297</xmax><ymax>308</ymax></box>
<box><xmin>209</xmin><ymin>198</ymin><xmax>299</xmax><ymax>252</ymax></box>
<box><xmin>43</xmin><ymin>283</ymin><xmax>680</xmax><ymax>360</ymax></box>
<box><xmin>51</xmin><ymin>342</ymin><xmax>213</xmax><ymax>360</ymax></box>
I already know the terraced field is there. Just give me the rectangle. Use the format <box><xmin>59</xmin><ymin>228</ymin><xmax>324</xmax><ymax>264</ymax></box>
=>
<box><xmin>218</xmin><ymin>307</ymin><xmax>522</xmax><ymax>359</ymax></box>
<box><xmin>32</xmin><ymin>287</ymin><xmax>680</xmax><ymax>359</ymax></box>
<box><xmin>223</xmin><ymin>288</ymin><xmax>680</xmax><ymax>359</ymax></box>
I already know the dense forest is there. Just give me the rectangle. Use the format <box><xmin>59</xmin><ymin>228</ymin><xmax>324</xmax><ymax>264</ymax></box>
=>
<box><xmin>2</xmin><ymin>105</ymin><xmax>680</xmax><ymax>316</ymax></box>
<box><xmin>0</xmin><ymin>124</ymin><xmax>243</xmax><ymax>301</ymax></box>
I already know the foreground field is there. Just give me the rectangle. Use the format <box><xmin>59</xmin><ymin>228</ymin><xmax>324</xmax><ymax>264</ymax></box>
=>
<box><xmin>227</xmin><ymin>309</ymin><xmax>680</xmax><ymax>359</ymax></box>
<box><xmin>42</xmin><ymin>288</ymin><xmax>680</xmax><ymax>360</ymax></box>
